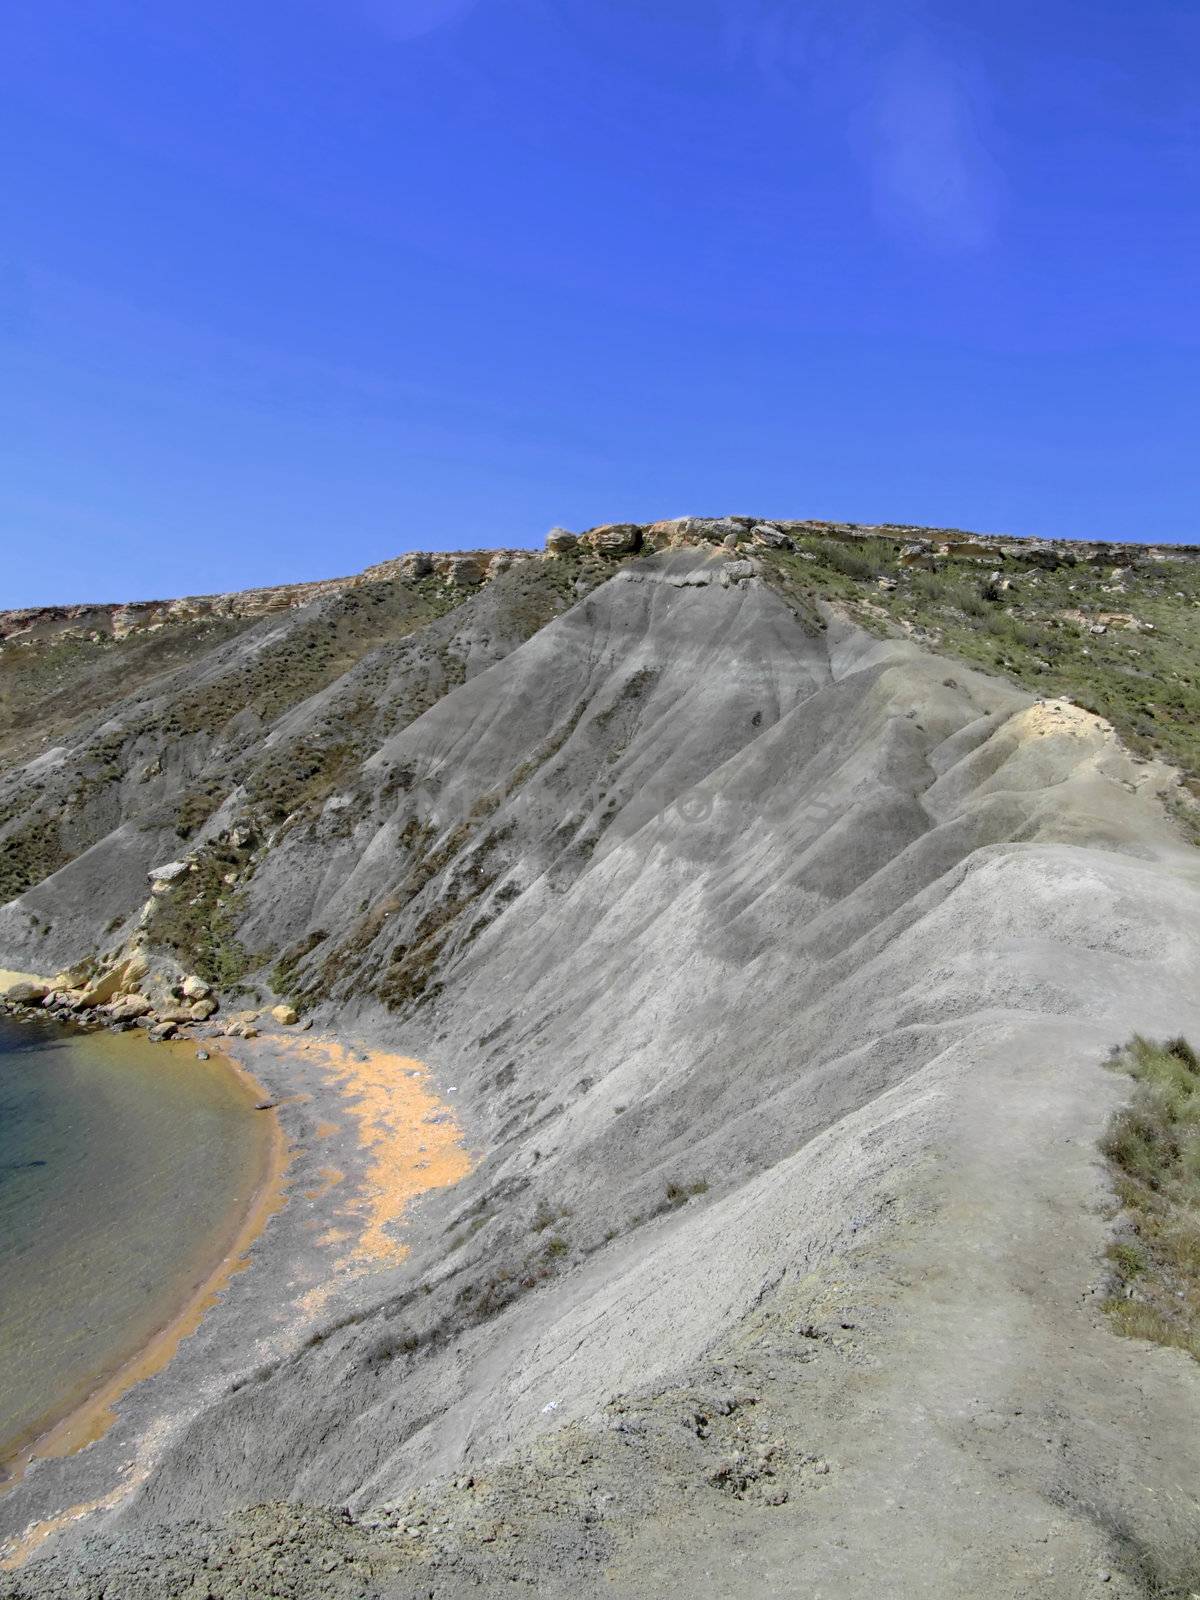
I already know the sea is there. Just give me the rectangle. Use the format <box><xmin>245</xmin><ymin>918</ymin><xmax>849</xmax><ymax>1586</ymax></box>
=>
<box><xmin>0</xmin><ymin>1012</ymin><xmax>270</xmax><ymax>1478</ymax></box>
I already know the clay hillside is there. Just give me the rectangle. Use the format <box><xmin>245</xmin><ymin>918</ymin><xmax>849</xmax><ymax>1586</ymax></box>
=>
<box><xmin>2</xmin><ymin>516</ymin><xmax>1200</xmax><ymax>1599</ymax></box>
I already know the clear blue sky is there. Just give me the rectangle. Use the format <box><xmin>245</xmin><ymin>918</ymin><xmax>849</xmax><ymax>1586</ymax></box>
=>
<box><xmin>3</xmin><ymin>1</ymin><xmax>1197</xmax><ymax>605</ymax></box>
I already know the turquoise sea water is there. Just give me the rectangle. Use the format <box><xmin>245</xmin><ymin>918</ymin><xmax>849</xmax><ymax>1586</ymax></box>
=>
<box><xmin>0</xmin><ymin>1014</ymin><xmax>269</xmax><ymax>1476</ymax></box>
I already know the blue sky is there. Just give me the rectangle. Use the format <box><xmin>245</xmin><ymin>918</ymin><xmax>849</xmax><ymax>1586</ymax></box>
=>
<box><xmin>3</xmin><ymin>0</ymin><xmax>1197</xmax><ymax>604</ymax></box>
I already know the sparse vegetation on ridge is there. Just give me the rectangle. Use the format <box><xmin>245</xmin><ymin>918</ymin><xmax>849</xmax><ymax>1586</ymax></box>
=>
<box><xmin>757</xmin><ymin>533</ymin><xmax>1200</xmax><ymax>793</ymax></box>
<box><xmin>1101</xmin><ymin>1035</ymin><xmax>1200</xmax><ymax>1360</ymax></box>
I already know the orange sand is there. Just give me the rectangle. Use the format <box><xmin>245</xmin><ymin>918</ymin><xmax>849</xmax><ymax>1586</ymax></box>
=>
<box><xmin>304</xmin><ymin>1040</ymin><xmax>472</xmax><ymax>1266</ymax></box>
<box><xmin>304</xmin><ymin>1165</ymin><xmax>344</xmax><ymax>1201</ymax></box>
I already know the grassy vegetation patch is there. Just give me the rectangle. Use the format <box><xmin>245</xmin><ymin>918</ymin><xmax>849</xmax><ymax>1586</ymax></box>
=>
<box><xmin>247</xmin><ymin>736</ymin><xmax>360</xmax><ymax>825</ymax></box>
<box><xmin>151</xmin><ymin>838</ymin><xmax>256</xmax><ymax>988</ymax></box>
<box><xmin>0</xmin><ymin>813</ymin><xmax>70</xmax><ymax>902</ymax></box>
<box><xmin>174</xmin><ymin>780</ymin><xmax>229</xmax><ymax>839</ymax></box>
<box><xmin>1101</xmin><ymin>1035</ymin><xmax>1200</xmax><ymax>1360</ymax></box>
<box><xmin>0</xmin><ymin>618</ymin><xmax>253</xmax><ymax>768</ymax></box>
<box><xmin>162</xmin><ymin>582</ymin><xmax>450</xmax><ymax>740</ymax></box>
<box><xmin>759</xmin><ymin>538</ymin><xmax>1200</xmax><ymax>786</ymax></box>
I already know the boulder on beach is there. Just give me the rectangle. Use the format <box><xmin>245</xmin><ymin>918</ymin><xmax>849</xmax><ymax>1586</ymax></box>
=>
<box><xmin>106</xmin><ymin>993</ymin><xmax>153</xmax><ymax>1020</ymax></box>
<box><xmin>77</xmin><ymin>959</ymin><xmax>143</xmax><ymax>1008</ymax></box>
<box><xmin>270</xmin><ymin>1004</ymin><xmax>299</xmax><ymax>1026</ymax></box>
<box><xmin>181</xmin><ymin>975</ymin><xmax>211</xmax><ymax>1000</ymax></box>
<box><xmin>155</xmin><ymin>1004</ymin><xmax>196</xmax><ymax>1024</ymax></box>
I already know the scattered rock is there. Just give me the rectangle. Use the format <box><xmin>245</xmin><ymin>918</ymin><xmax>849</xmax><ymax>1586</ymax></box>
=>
<box><xmin>271</xmin><ymin>1004</ymin><xmax>299</xmax><ymax>1026</ymax></box>
<box><xmin>190</xmin><ymin>998</ymin><xmax>218</xmax><ymax>1020</ymax></box>
<box><xmin>182</xmin><ymin>974</ymin><xmax>212</xmax><ymax>1000</ymax></box>
<box><xmin>899</xmin><ymin>542</ymin><xmax>936</xmax><ymax>570</ymax></box>
<box><xmin>749</xmin><ymin>523</ymin><xmax>793</xmax><ymax>550</ymax></box>
<box><xmin>77</xmin><ymin>964</ymin><xmax>136</xmax><ymax>1008</ymax></box>
<box><xmin>445</xmin><ymin>556</ymin><xmax>485</xmax><ymax>588</ymax></box>
<box><xmin>679</xmin><ymin>516</ymin><xmax>747</xmax><ymax>545</ymax></box>
<box><xmin>123</xmin><ymin>951</ymin><xmax>150</xmax><ymax>982</ymax></box>
<box><xmin>1023</xmin><ymin>544</ymin><xmax>1075</xmax><ymax>570</ymax></box>
<box><xmin>400</xmin><ymin>552</ymin><xmax>434</xmax><ymax>580</ymax></box>
<box><xmin>106</xmin><ymin>993</ymin><xmax>153</xmax><ymax>1020</ymax></box>
<box><xmin>148</xmin><ymin>1021</ymin><xmax>177</xmax><ymax>1042</ymax></box>
<box><xmin>587</xmin><ymin>523</ymin><xmax>642</xmax><ymax>557</ymax></box>
<box><xmin>148</xmin><ymin>860</ymin><xmax>189</xmax><ymax>888</ymax></box>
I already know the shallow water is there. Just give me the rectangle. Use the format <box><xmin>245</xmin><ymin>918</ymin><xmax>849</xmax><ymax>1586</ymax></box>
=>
<box><xmin>0</xmin><ymin>1014</ymin><xmax>269</xmax><ymax>1475</ymax></box>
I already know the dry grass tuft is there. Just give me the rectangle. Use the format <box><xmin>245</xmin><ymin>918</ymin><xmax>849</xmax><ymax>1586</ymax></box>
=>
<box><xmin>1101</xmin><ymin>1035</ymin><xmax>1200</xmax><ymax>1360</ymax></box>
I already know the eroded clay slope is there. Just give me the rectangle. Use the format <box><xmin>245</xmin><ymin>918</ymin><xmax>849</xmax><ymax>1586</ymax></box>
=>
<box><xmin>4</xmin><ymin>548</ymin><xmax>1200</xmax><ymax>1598</ymax></box>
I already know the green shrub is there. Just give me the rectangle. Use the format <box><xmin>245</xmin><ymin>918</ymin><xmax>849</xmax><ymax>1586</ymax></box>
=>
<box><xmin>1100</xmin><ymin>1035</ymin><xmax>1200</xmax><ymax>1361</ymax></box>
<box><xmin>150</xmin><ymin>839</ymin><xmax>254</xmax><ymax>987</ymax></box>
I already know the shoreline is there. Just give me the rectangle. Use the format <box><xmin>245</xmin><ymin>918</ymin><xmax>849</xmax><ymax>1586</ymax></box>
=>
<box><xmin>0</xmin><ymin>1024</ymin><xmax>472</xmax><ymax>1572</ymax></box>
<box><xmin>0</xmin><ymin>1033</ymin><xmax>289</xmax><ymax>1498</ymax></box>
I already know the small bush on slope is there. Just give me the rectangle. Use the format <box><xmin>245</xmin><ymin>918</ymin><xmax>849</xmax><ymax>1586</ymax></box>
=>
<box><xmin>1102</xmin><ymin>1035</ymin><xmax>1200</xmax><ymax>1360</ymax></box>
